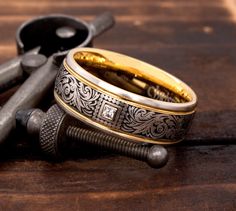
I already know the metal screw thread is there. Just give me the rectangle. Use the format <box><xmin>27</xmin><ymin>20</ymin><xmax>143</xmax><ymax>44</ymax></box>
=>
<box><xmin>66</xmin><ymin>126</ymin><xmax>149</xmax><ymax>161</ymax></box>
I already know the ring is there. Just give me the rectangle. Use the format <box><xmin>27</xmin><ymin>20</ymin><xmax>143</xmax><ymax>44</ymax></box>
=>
<box><xmin>54</xmin><ymin>47</ymin><xmax>197</xmax><ymax>144</ymax></box>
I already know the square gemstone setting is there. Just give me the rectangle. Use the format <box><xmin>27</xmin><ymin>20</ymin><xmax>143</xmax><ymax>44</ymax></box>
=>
<box><xmin>101</xmin><ymin>104</ymin><xmax>118</xmax><ymax>121</ymax></box>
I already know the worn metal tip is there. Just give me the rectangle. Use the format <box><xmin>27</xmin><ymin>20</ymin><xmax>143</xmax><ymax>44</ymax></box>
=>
<box><xmin>16</xmin><ymin>108</ymin><xmax>45</xmax><ymax>136</ymax></box>
<box><xmin>147</xmin><ymin>145</ymin><xmax>169</xmax><ymax>168</ymax></box>
<box><xmin>16</xmin><ymin>109</ymin><xmax>36</xmax><ymax>129</ymax></box>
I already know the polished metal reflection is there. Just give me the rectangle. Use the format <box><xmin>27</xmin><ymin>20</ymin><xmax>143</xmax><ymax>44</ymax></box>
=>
<box><xmin>66</xmin><ymin>48</ymin><xmax>197</xmax><ymax>112</ymax></box>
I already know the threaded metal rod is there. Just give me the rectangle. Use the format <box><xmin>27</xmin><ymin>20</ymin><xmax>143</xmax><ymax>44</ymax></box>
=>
<box><xmin>66</xmin><ymin>126</ymin><xmax>168</xmax><ymax>168</ymax></box>
<box><xmin>16</xmin><ymin>105</ymin><xmax>168</xmax><ymax>168</ymax></box>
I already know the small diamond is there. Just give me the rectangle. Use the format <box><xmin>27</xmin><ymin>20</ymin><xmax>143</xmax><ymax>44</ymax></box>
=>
<box><xmin>101</xmin><ymin>104</ymin><xmax>117</xmax><ymax>121</ymax></box>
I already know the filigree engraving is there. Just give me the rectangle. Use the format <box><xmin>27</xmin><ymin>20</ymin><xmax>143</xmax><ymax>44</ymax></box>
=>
<box><xmin>55</xmin><ymin>65</ymin><xmax>194</xmax><ymax>143</ymax></box>
<box><xmin>55</xmin><ymin>67</ymin><xmax>100</xmax><ymax>117</ymax></box>
<box><xmin>121</xmin><ymin>106</ymin><xmax>191</xmax><ymax>140</ymax></box>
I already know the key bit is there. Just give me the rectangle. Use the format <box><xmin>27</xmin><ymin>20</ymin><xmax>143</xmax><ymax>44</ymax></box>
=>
<box><xmin>16</xmin><ymin>105</ymin><xmax>169</xmax><ymax>168</ymax></box>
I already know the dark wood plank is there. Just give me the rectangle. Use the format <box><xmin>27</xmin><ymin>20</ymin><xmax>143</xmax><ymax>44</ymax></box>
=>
<box><xmin>0</xmin><ymin>145</ymin><xmax>235</xmax><ymax>210</ymax></box>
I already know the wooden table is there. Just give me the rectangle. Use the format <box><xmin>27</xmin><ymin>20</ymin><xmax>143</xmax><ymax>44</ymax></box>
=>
<box><xmin>0</xmin><ymin>0</ymin><xmax>235</xmax><ymax>210</ymax></box>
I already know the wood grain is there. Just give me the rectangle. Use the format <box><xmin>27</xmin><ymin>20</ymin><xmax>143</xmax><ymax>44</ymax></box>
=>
<box><xmin>0</xmin><ymin>0</ymin><xmax>236</xmax><ymax>210</ymax></box>
<box><xmin>0</xmin><ymin>145</ymin><xmax>235</xmax><ymax>210</ymax></box>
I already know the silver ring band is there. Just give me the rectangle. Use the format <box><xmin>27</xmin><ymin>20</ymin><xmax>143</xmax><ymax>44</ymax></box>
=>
<box><xmin>54</xmin><ymin>47</ymin><xmax>197</xmax><ymax>144</ymax></box>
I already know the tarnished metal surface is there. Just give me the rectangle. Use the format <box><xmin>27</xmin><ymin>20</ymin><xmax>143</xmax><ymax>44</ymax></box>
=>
<box><xmin>0</xmin><ymin>13</ymin><xmax>115</xmax><ymax>145</ymax></box>
<box><xmin>16</xmin><ymin>105</ymin><xmax>168</xmax><ymax>168</ymax></box>
<box><xmin>0</xmin><ymin>13</ymin><xmax>115</xmax><ymax>92</ymax></box>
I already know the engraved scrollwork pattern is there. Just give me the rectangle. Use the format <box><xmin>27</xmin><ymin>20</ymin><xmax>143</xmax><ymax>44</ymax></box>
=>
<box><xmin>55</xmin><ymin>67</ymin><xmax>100</xmax><ymax>117</ymax></box>
<box><xmin>121</xmin><ymin>106</ymin><xmax>192</xmax><ymax>140</ymax></box>
<box><xmin>55</xmin><ymin>65</ymin><xmax>194</xmax><ymax>142</ymax></box>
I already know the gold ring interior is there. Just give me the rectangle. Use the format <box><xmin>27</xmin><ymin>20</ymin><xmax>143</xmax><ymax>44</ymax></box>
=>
<box><xmin>73</xmin><ymin>51</ymin><xmax>192</xmax><ymax>104</ymax></box>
